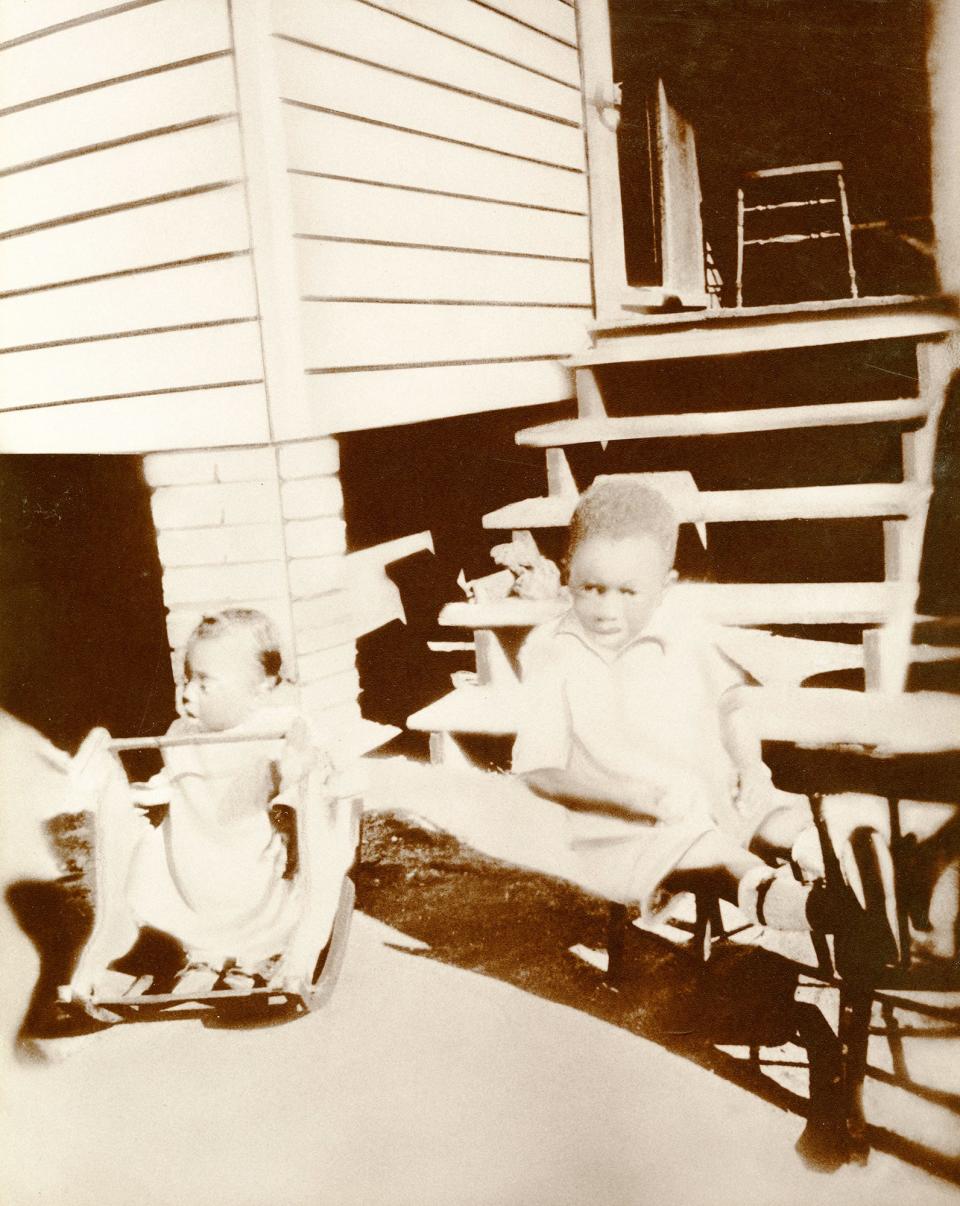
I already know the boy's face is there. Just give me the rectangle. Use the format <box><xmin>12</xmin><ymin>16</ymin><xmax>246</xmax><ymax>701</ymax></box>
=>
<box><xmin>180</xmin><ymin>631</ymin><xmax>272</xmax><ymax>731</ymax></box>
<box><xmin>568</xmin><ymin>534</ymin><xmax>674</xmax><ymax>652</ymax></box>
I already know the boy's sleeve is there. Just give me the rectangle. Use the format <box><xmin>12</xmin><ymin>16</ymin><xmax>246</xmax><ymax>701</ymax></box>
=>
<box><xmin>511</xmin><ymin>628</ymin><xmax>572</xmax><ymax>775</ymax></box>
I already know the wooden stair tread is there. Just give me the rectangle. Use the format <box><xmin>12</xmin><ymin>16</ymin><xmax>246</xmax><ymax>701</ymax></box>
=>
<box><xmin>515</xmin><ymin>398</ymin><xmax>927</xmax><ymax>448</ymax></box>
<box><xmin>483</xmin><ymin>481</ymin><xmax>926</xmax><ymax>529</ymax></box>
<box><xmin>440</xmin><ymin>581</ymin><xmax>912</xmax><ymax>629</ymax></box>
<box><xmin>407</xmin><ymin>685</ymin><xmax>522</xmax><ymax>735</ymax></box>
<box><xmin>569</xmin><ymin>295</ymin><xmax>958</xmax><ymax>365</ymax></box>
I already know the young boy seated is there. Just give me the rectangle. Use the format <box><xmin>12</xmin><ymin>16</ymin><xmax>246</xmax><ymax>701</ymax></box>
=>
<box><xmin>512</xmin><ymin>478</ymin><xmax>896</xmax><ymax>953</ymax></box>
<box><xmin>70</xmin><ymin>609</ymin><xmax>358</xmax><ymax>998</ymax></box>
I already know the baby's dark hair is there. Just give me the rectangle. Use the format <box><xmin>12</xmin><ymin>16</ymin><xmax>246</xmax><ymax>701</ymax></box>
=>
<box><xmin>187</xmin><ymin>608</ymin><xmax>285</xmax><ymax>681</ymax></box>
<box><xmin>565</xmin><ymin>478</ymin><xmax>679</xmax><ymax>577</ymax></box>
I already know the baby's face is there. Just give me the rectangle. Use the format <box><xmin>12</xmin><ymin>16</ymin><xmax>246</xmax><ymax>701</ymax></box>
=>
<box><xmin>180</xmin><ymin>631</ymin><xmax>272</xmax><ymax>731</ymax></box>
<box><xmin>568</xmin><ymin>534</ymin><xmax>673</xmax><ymax>651</ymax></box>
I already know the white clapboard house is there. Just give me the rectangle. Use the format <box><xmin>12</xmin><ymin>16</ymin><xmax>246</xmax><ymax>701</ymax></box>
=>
<box><xmin>2</xmin><ymin>0</ymin><xmax>959</xmax><ymax>751</ymax></box>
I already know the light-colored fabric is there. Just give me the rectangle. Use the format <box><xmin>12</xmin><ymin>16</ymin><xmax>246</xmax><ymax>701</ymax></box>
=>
<box><xmin>512</xmin><ymin>593</ymin><xmax>751</xmax><ymax>916</ymax></box>
<box><xmin>126</xmin><ymin>705</ymin><xmax>348</xmax><ymax>966</ymax></box>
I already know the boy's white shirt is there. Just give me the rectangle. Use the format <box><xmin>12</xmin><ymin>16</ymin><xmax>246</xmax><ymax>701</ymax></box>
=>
<box><xmin>512</xmin><ymin>590</ymin><xmax>748</xmax><ymax>845</ymax></box>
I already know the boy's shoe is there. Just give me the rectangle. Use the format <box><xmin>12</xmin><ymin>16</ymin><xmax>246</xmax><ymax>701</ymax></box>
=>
<box><xmin>897</xmin><ymin>832</ymin><xmax>933</xmax><ymax>931</ymax></box>
<box><xmin>807</xmin><ymin>827</ymin><xmax>901</xmax><ymax>979</ymax></box>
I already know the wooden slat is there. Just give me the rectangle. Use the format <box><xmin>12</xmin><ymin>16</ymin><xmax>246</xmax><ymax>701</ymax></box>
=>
<box><xmin>298</xmin><ymin>239</ymin><xmax>592</xmax><ymax>305</ymax></box>
<box><xmin>0</xmin><ymin>0</ymin><xmax>231</xmax><ymax>112</ymax></box>
<box><xmin>482</xmin><ymin>482</ymin><xmax>928</xmax><ymax>529</ymax></box>
<box><xmin>0</xmin><ymin>186</ymin><xmax>249</xmax><ymax>295</ymax></box>
<box><xmin>291</xmin><ymin>175</ymin><xmax>591</xmax><ymax>258</ymax></box>
<box><xmin>368</xmin><ymin>0</ymin><xmax>581</xmax><ymax>84</ymax></box>
<box><xmin>0</xmin><ymin>118</ymin><xmax>243</xmax><ymax>237</ymax></box>
<box><xmin>0</xmin><ymin>54</ymin><xmax>236</xmax><ymax>174</ymax></box>
<box><xmin>515</xmin><ymin>398</ymin><xmax>928</xmax><ymax>448</ymax></box>
<box><xmin>439</xmin><ymin>581</ymin><xmax>911</xmax><ymax>629</ymax></box>
<box><xmin>477</xmin><ymin>0</ymin><xmax>578</xmax><ymax>44</ymax></box>
<box><xmin>0</xmin><ymin>0</ymin><xmax>142</xmax><ymax>47</ymax></box>
<box><xmin>575</xmin><ymin>297</ymin><xmax>960</xmax><ymax>366</ymax></box>
<box><xmin>745</xmin><ymin>687</ymin><xmax>960</xmax><ymax>755</ymax></box>
<box><xmin>282</xmin><ymin>105</ymin><xmax>588</xmax><ymax>214</ymax></box>
<box><xmin>407</xmin><ymin>685</ymin><xmax>522</xmax><ymax>735</ymax></box>
<box><xmin>0</xmin><ymin>383</ymin><xmax>270</xmax><ymax>452</ymax></box>
<box><xmin>0</xmin><ymin>322</ymin><xmax>262</xmax><ymax>410</ymax></box>
<box><xmin>277</xmin><ymin>37</ymin><xmax>585</xmax><ymax>170</ymax></box>
<box><xmin>301</xmin><ymin>302</ymin><xmax>590</xmax><ymax>368</ymax></box>
<box><xmin>272</xmin><ymin>0</ymin><xmax>581</xmax><ymax>122</ymax></box>
<box><xmin>306</xmin><ymin>358</ymin><xmax>574</xmax><ymax>433</ymax></box>
<box><xmin>0</xmin><ymin>256</ymin><xmax>256</xmax><ymax>348</ymax></box>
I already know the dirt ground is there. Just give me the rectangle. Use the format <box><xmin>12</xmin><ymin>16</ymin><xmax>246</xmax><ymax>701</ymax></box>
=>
<box><xmin>4</xmin><ymin>788</ymin><xmax>959</xmax><ymax>1205</ymax></box>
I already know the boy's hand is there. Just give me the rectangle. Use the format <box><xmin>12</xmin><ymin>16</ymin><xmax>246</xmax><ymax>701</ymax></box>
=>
<box><xmin>654</xmin><ymin>770</ymin><xmax>713</xmax><ymax>824</ymax></box>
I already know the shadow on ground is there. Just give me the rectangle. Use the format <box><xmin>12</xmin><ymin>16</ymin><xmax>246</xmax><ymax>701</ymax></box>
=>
<box><xmin>356</xmin><ymin>811</ymin><xmax>960</xmax><ymax>1185</ymax></box>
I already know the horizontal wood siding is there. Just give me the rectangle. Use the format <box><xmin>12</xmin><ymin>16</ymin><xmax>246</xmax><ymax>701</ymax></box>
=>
<box><xmin>274</xmin><ymin>0</ymin><xmax>589</xmax><ymax>431</ymax></box>
<box><xmin>0</xmin><ymin>0</ymin><xmax>270</xmax><ymax>452</ymax></box>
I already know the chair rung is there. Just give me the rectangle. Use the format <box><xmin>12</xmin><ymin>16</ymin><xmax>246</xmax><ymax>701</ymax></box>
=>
<box><xmin>744</xmin><ymin>198</ymin><xmax>837</xmax><ymax>213</ymax></box>
<box><xmin>745</xmin><ymin>231</ymin><xmax>842</xmax><ymax>246</ymax></box>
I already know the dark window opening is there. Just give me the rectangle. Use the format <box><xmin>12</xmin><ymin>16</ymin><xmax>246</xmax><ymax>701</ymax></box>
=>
<box><xmin>609</xmin><ymin>0</ymin><xmax>936</xmax><ymax>306</ymax></box>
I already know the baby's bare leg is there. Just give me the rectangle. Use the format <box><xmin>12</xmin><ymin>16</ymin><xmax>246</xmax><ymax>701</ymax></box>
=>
<box><xmin>68</xmin><ymin>735</ymin><xmax>142</xmax><ymax>997</ymax></box>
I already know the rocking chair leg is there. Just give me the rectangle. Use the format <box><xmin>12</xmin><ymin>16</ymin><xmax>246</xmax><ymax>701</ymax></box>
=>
<box><xmin>606</xmin><ymin>902</ymin><xmax>629</xmax><ymax>985</ymax></box>
<box><xmin>838</xmin><ymin>981</ymin><xmax>873</xmax><ymax>1163</ymax></box>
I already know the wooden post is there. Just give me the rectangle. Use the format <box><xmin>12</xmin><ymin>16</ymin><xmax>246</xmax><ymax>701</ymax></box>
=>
<box><xmin>574</xmin><ymin>0</ymin><xmax>629</xmax><ymax>321</ymax></box>
<box><xmin>229</xmin><ymin>0</ymin><xmax>313</xmax><ymax>442</ymax></box>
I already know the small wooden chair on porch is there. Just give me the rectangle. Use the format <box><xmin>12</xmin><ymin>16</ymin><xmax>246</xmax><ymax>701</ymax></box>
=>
<box><xmin>736</xmin><ymin>161</ymin><xmax>859</xmax><ymax>307</ymax></box>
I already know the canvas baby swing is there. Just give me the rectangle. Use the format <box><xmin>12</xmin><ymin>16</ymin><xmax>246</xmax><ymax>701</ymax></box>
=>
<box><xmin>57</xmin><ymin>720</ymin><xmax>361</xmax><ymax>1025</ymax></box>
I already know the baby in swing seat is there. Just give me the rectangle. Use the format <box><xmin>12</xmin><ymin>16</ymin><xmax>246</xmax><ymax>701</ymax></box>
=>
<box><xmin>71</xmin><ymin>609</ymin><xmax>358</xmax><ymax>998</ymax></box>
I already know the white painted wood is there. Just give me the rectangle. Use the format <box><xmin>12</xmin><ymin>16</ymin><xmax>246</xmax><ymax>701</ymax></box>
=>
<box><xmin>439</xmin><ymin>581</ymin><xmax>910</xmax><ymax>628</ymax></box>
<box><xmin>229</xmin><ymin>0</ymin><xmax>312</xmax><ymax>442</ymax></box>
<box><xmin>0</xmin><ymin>185</ymin><xmax>250</xmax><ymax>293</ymax></box>
<box><xmin>0</xmin><ymin>383</ymin><xmax>270</xmax><ymax>452</ymax></box>
<box><xmin>297</xmin><ymin>238</ymin><xmax>591</xmax><ymax>304</ymax></box>
<box><xmin>656</xmin><ymin>79</ymin><xmax>707</xmax><ymax>302</ymax></box>
<box><xmin>0</xmin><ymin>118</ymin><xmax>243</xmax><ymax>237</ymax></box>
<box><xmin>276</xmin><ymin>37</ymin><xmax>585</xmax><ymax>169</ymax></box>
<box><xmin>572</xmin><ymin>307</ymin><xmax>960</xmax><ymax>365</ymax></box>
<box><xmin>0</xmin><ymin>0</ymin><xmax>131</xmax><ymax>46</ymax></box>
<box><xmin>272</xmin><ymin>0</ymin><xmax>581</xmax><ymax>121</ymax></box>
<box><xmin>477</xmin><ymin>0</ymin><xmax>577</xmax><ymax>44</ymax></box>
<box><xmin>0</xmin><ymin>0</ymin><xmax>232</xmax><ymax>112</ymax></box>
<box><xmin>373</xmin><ymin>0</ymin><xmax>580</xmax><ymax>83</ymax></box>
<box><xmin>0</xmin><ymin>321</ymin><xmax>263</xmax><ymax>409</ymax></box>
<box><xmin>408</xmin><ymin>685</ymin><xmax>522</xmax><ymax>735</ymax></box>
<box><xmin>291</xmin><ymin>174</ymin><xmax>591</xmax><ymax>257</ymax></box>
<box><xmin>0</xmin><ymin>255</ymin><xmax>257</xmax><ymax>348</ymax></box>
<box><xmin>300</xmin><ymin>301</ymin><xmax>590</xmax><ymax>368</ymax></box>
<box><xmin>282</xmin><ymin>105</ymin><xmax>588</xmax><ymax>213</ymax></box>
<box><xmin>742</xmin><ymin>686</ymin><xmax>960</xmax><ymax>755</ymax></box>
<box><xmin>515</xmin><ymin>398</ymin><xmax>928</xmax><ymax>447</ymax></box>
<box><xmin>482</xmin><ymin>482</ymin><xmax>926</xmax><ymax>530</ymax></box>
<box><xmin>0</xmin><ymin>54</ymin><xmax>237</xmax><ymax>174</ymax></box>
<box><xmin>575</xmin><ymin>0</ymin><xmax>626</xmax><ymax>320</ymax></box>
<box><xmin>306</xmin><ymin>358</ymin><xmax>574</xmax><ymax>433</ymax></box>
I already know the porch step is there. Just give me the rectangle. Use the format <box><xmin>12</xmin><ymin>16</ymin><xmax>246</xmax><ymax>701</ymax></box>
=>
<box><xmin>440</xmin><ymin>580</ymin><xmax>913</xmax><ymax>630</ymax></box>
<box><xmin>483</xmin><ymin>481</ymin><xmax>927</xmax><ymax>530</ymax></box>
<box><xmin>407</xmin><ymin>685</ymin><xmax>522</xmax><ymax>736</ymax></box>
<box><xmin>567</xmin><ymin>294</ymin><xmax>958</xmax><ymax>365</ymax></box>
<box><xmin>515</xmin><ymin>397</ymin><xmax>927</xmax><ymax>449</ymax></box>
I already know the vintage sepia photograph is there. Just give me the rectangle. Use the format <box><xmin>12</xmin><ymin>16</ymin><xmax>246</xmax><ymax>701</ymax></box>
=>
<box><xmin>1</xmin><ymin>1</ymin><xmax>959</xmax><ymax>1203</ymax></box>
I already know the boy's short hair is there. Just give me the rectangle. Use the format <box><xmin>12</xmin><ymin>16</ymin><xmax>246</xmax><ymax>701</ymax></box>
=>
<box><xmin>187</xmin><ymin>608</ymin><xmax>285</xmax><ymax>682</ymax></box>
<box><xmin>566</xmin><ymin>478</ymin><xmax>679</xmax><ymax>574</ymax></box>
